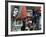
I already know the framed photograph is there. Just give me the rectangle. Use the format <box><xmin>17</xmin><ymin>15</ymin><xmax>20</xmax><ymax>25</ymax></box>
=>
<box><xmin>5</xmin><ymin>1</ymin><xmax>45</xmax><ymax>36</ymax></box>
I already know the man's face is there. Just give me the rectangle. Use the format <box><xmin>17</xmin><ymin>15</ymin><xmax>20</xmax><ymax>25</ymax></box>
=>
<box><xmin>14</xmin><ymin>8</ymin><xmax>18</xmax><ymax>12</ymax></box>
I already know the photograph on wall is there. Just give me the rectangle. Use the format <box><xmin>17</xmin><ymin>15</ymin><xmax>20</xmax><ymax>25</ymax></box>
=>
<box><xmin>5</xmin><ymin>1</ymin><xmax>45</xmax><ymax>36</ymax></box>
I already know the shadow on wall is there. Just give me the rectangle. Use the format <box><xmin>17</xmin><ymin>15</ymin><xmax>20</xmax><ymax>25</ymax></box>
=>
<box><xmin>6</xmin><ymin>36</ymin><xmax>20</xmax><ymax>37</ymax></box>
